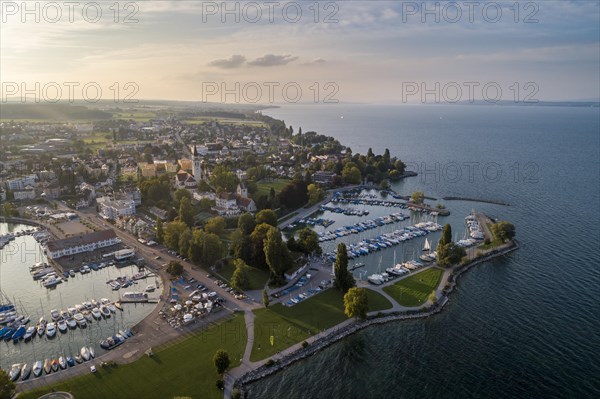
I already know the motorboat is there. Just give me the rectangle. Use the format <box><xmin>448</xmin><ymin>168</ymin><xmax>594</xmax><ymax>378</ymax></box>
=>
<box><xmin>66</xmin><ymin>317</ymin><xmax>77</xmax><ymax>329</ymax></box>
<box><xmin>368</xmin><ymin>274</ymin><xmax>385</xmax><ymax>285</ymax></box>
<box><xmin>74</xmin><ymin>313</ymin><xmax>87</xmax><ymax>327</ymax></box>
<box><xmin>46</xmin><ymin>322</ymin><xmax>56</xmax><ymax>337</ymax></box>
<box><xmin>51</xmin><ymin>359</ymin><xmax>59</xmax><ymax>372</ymax></box>
<box><xmin>107</xmin><ymin>303</ymin><xmax>117</xmax><ymax>313</ymax></box>
<box><xmin>91</xmin><ymin>308</ymin><xmax>102</xmax><ymax>320</ymax></box>
<box><xmin>89</xmin><ymin>346</ymin><xmax>95</xmax><ymax>358</ymax></box>
<box><xmin>50</xmin><ymin>309</ymin><xmax>61</xmax><ymax>321</ymax></box>
<box><xmin>21</xmin><ymin>363</ymin><xmax>31</xmax><ymax>380</ymax></box>
<box><xmin>32</xmin><ymin>360</ymin><xmax>43</xmax><ymax>377</ymax></box>
<box><xmin>74</xmin><ymin>354</ymin><xmax>83</xmax><ymax>364</ymax></box>
<box><xmin>69</xmin><ymin>270</ymin><xmax>76</xmax><ymax>277</ymax></box>
<box><xmin>100</xmin><ymin>305</ymin><xmax>111</xmax><ymax>318</ymax></box>
<box><xmin>83</xmin><ymin>311</ymin><xmax>93</xmax><ymax>322</ymax></box>
<box><xmin>59</xmin><ymin>356</ymin><xmax>67</xmax><ymax>369</ymax></box>
<box><xmin>81</xmin><ymin>346</ymin><xmax>90</xmax><ymax>361</ymax></box>
<box><xmin>57</xmin><ymin>319</ymin><xmax>68</xmax><ymax>333</ymax></box>
<box><xmin>67</xmin><ymin>355</ymin><xmax>75</xmax><ymax>367</ymax></box>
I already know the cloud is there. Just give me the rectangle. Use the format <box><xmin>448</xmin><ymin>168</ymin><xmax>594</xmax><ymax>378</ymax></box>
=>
<box><xmin>208</xmin><ymin>54</ymin><xmax>247</xmax><ymax>69</ymax></box>
<box><xmin>302</xmin><ymin>58</ymin><xmax>327</xmax><ymax>65</ymax></box>
<box><xmin>247</xmin><ymin>54</ymin><xmax>298</xmax><ymax>67</ymax></box>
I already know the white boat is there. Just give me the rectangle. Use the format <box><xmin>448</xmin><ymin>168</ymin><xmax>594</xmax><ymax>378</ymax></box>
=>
<box><xmin>367</xmin><ymin>274</ymin><xmax>385</xmax><ymax>285</ymax></box>
<box><xmin>74</xmin><ymin>313</ymin><xmax>87</xmax><ymax>327</ymax></box>
<box><xmin>80</xmin><ymin>346</ymin><xmax>90</xmax><ymax>361</ymax></box>
<box><xmin>66</xmin><ymin>317</ymin><xmax>77</xmax><ymax>329</ymax></box>
<box><xmin>58</xmin><ymin>356</ymin><xmax>67</xmax><ymax>369</ymax></box>
<box><xmin>50</xmin><ymin>309</ymin><xmax>60</xmax><ymax>321</ymax></box>
<box><xmin>89</xmin><ymin>346</ymin><xmax>95</xmax><ymax>358</ymax></box>
<box><xmin>46</xmin><ymin>322</ymin><xmax>56</xmax><ymax>337</ymax></box>
<box><xmin>100</xmin><ymin>305</ymin><xmax>111</xmax><ymax>318</ymax></box>
<box><xmin>21</xmin><ymin>363</ymin><xmax>31</xmax><ymax>380</ymax></box>
<box><xmin>91</xmin><ymin>308</ymin><xmax>102</xmax><ymax>320</ymax></box>
<box><xmin>107</xmin><ymin>303</ymin><xmax>117</xmax><ymax>313</ymax></box>
<box><xmin>32</xmin><ymin>360</ymin><xmax>43</xmax><ymax>377</ymax></box>
<box><xmin>9</xmin><ymin>364</ymin><xmax>21</xmax><ymax>381</ymax></box>
<box><xmin>57</xmin><ymin>319</ymin><xmax>68</xmax><ymax>333</ymax></box>
<box><xmin>423</xmin><ymin>238</ymin><xmax>431</xmax><ymax>251</ymax></box>
<box><xmin>43</xmin><ymin>276</ymin><xmax>63</xmax><ymax>288</ymax></box>
<box><xmin>83</xmin><ymin>311</ymin><xmax>93</xmax><ymax>322</ymax></box>
<box><xmin>24</xmin><ymin>326</ymin><xmax>36</xmax><ymax>341</ymax></box>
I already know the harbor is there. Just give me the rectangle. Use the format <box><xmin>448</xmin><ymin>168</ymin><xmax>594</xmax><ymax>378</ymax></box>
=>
<box><xmin>0</xmin><ymin>222</ymin><xmax>161</xmax><ymax>376</ymax></box>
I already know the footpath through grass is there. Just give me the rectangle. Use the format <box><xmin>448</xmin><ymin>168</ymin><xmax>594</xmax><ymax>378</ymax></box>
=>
<box><xmin>383</xmin><ymin>267</ymin><xmax>444</xmax><ymax>307</ymax></box>
<box><xmin>251</xmin><ymin>288</ymin><xmax>392</xmax><ymax>361</ymax></box>
<box><xmin>21</xmin><ymin>313</ymin><xmax>247</xmax><ymax>399</ymax></box>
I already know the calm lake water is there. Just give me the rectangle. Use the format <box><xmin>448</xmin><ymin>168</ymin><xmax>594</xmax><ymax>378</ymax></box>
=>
<box><xmin>0</xmin><ymin>224</ymin><xmax>158</xmax><ymax>370</ymax></box>
<box><xmin>251</xmin><ymin>104</ymin><xmax>600</xmax><ymax>398</ymax></box>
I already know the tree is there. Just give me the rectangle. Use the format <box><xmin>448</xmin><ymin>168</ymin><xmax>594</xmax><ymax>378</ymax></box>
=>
<box><xmin>307</xmin><ymin>183</ymin><xmax>324</xmax><ymax>205</ymax></box>
<box><xmin>213</xmin><ymin>349</ymin><xmax>230</xmax><ymax>374</ymax></box>
<box><xmin>411</xmin><ymin>191</ymin><xmax>425</xmax><ymax>205</ymax></box>
<box><xmin>439</xmin><ymin>224</ymin><xmax>452</xmax><ymax>247</ymax></box>
<box><xmin>249</xmin><ymin>223</ymin><xmax>272</xmax><ymax>269</ymax></box>
<box><xmin>333</xmin><ymin>243</ymin><xmax>355</xmax><ymax>292</ymax></box>
<box><xmin>297</xmin><ymin>227</ymin><xmax>322</xmax><ymax>254</ymax></box>
<box><xmin>205</xmin><ymin>216</ymin><xmax>226</xmax><ymax>236</ymax></box>
<box><xmin>164</xmin><ymin>221</ymin><xmax>188</xmax><ymax>251</ymax></box>
<box><xmin>189</xmin><ymin>230</ymin><xmax>223</xmax><ymax>266</ymax></box>
<box><xmin>178</xmin><ymin>196</ymin><xmax>195</xmax><ymax>227</ymax></box>
<box><xmin>279</xmin><ymin>180</ymin><xmax>309</xmax><ymax>209</ymax></box>
<box><xmin>199</xmin><ymin>197</ymin><xmax>212</xmax><ymax>211</ymax></box>
<box><xmin>178</xmin><ymin>228</ymin><xmax>192</xmax><ymax>258</ymax></box>
<box><xmin>166</xmin><ymin>260</ymin><xmax>183</xmax><ymax>276</ymax></box>
<box><xmin>256</xmin><ymin>209</ymin><xmax>278</xmax><ymax>227</ymax></box>
<box><xmin>344</xmin><ymin>287</ymin><xmax>369</xmax><ymax>320</ymax></box>
<box><xmin>264</xmin><ymin>227</ymin><xmax>287</xmax><ymax>280</ymax></box>
<box><xmin>342</xmin><ymin>165</ymin><xmax>362</xmax><ymax>184</ymax></box>
<box><xmin>436</xmin><ymin>243</ymin><xmax>466</xmax><ymax>267</ymax></box>
<box><xmin>0</xmin><ymin>368</ymin><xmax>15</xmax><ymax>399</ymax></box>
<box><xmin>173</xmin><ymin>188</ymin><xmax>192</xmax><ymax>208</ymax></box>
<box><xmin>238</xmin><ymin>212</ymin><xmax>256</xmax><ymax>235</ymax></box>
<box><xmin>231</xmin><ymin>259</ymin><xmax>251</xmax><ymax>291</ymax></box>
<box><xmin>210</xmin><ymin>165</ymin><xmax>238</xmax><ymax>192</ymax></box>
<box><xmin>491</xmin><ymin>221</ymin><xmax>516</xmax><ymax>241</ymax></box>
<box><xmin>262</xmin><ymin>289</ymin><xmax>269</xmax><ymax>307</ymax></box>
<box><xmin>155</xmin><ymin>217</ymin><xmax>164</xmax><ymax>243</ymax></box>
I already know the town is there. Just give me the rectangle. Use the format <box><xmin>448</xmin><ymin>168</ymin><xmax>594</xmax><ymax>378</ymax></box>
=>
<box><xmin>0</xmin><ymin>103</ymin><xmax>517</xmax><ymax>399</ymax></box>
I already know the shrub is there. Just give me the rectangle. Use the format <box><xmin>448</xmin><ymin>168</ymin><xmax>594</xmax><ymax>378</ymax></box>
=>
<box><xmin>231</xmin><ymin>388</ymin><xmax>242</xmax><ymax>399</ymax></box>
<box><xmin>215</xmin><ymin>379</ymin><xmax>224</xmax><ymax>390</ymax></box>
<box><xmin>301</xmin><ymin>341</ymin><xmax>309</xmax><ymax>348</ymax></box>
<box><xmin>265</xmin><ymin>359</ymin><xmax>275</xmax><ymax>367</ymax></box>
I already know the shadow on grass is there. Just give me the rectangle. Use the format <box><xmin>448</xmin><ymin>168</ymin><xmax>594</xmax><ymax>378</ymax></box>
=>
<box><xmin>149</xmin><ymin>354</ymin><xmax>163</xmax><ymax>364</ymax></box>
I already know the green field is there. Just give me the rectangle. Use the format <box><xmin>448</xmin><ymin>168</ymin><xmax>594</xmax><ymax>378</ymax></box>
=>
<box><xmin>218</xmin><ymin>261</ymin><xmax>270</xmax><ymax>291</ymax></box>
<box><xmin>251</xmin><ymin>288</ymin><xmax>392</xmax><ymax>361</ymax></box>
<box><xmin>255</xmin><ymin>178</ymin><xmax>290</xmax><ymax>198</ymax></box>
<box><xmin>383</xmin><ymin>267</ymin><xmax>444</xmax><ymax>307</ymax></box>
<box><xmin>21</xmin><ymin>313</ymin><xmax>247</xmax><ymax>399</ymax></box>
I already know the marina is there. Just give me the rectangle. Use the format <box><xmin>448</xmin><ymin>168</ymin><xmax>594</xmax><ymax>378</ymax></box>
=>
<box><xmin>0</xmin><ymin>222</ymin><xmax>161</xmax><ymax>375</ymax></box>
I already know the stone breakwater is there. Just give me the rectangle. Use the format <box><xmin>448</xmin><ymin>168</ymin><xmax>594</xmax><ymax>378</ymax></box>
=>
<box><xmin>235</xmin><ymin>240</ymin><xmax>519</xmax><ymax>397</ymax></box>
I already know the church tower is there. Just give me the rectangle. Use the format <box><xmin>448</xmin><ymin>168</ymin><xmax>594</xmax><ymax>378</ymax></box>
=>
<box><xmin>192</xmin><ymin>145</ymin><xmax>202</xmax><ymax>183</ymax></box>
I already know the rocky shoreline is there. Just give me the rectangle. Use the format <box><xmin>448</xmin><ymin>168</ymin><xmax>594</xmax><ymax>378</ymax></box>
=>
<box><xmin>234</xmin><ymin>240</ymin><xmax>519</xmax><ymax>397</ymax></box>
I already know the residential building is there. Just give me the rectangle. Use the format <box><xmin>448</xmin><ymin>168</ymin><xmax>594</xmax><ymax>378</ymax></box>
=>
<box><xmin>312</xmin><ymin>171</ymin><xmax>337</xmax><ymax>185</ymax></box>
<box><xmin>98</xmin><ymin>198</ymin><xmax>136</xmax><ymax>220</ymax></box>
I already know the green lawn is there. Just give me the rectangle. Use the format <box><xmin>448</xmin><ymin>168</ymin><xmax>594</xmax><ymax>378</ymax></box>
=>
<box><xmin>255</xmin><ymin>178</ymin><xmax>290</xmax><ymax>198</ymax></box>
<box><xmin>383</xmin><ymin>267</ymin><xmax>444</xmax><ymax>307</ymax></box>
<box><xmin>20</xmin><ymin>313</ymin><xmax>247</xmax><ymax>399</ymax></box>
<box><xmin>251</xmin><ymin>288</ymin><xmax>392</xmax><ymax>361</ymax></box>
<box><xmin>218</xmin><ymin>261</ymin><xmax>270</xmax><ymax>291</ymax></box>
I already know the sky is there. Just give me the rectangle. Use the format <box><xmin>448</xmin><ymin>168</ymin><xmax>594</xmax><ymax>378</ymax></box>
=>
<box><xmin>1</xmin><ymin>0</ymin><xmax>599</xmax><ymax>104</ymax></box>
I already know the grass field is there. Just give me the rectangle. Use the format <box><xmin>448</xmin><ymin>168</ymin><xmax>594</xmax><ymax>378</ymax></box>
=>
<box><xmin>383</xmin><ymin>267</ymin><xmax>444</xmax><ymax>307</ymax></box>
<box><xmin>20</xmin><ymin>313</ymin><xmax>247</xmax><ymax>399</ymax></box>
<box><xmin>218</xmin><ymin>261</ymin><xmax>270</xmax><ymax>291</ymax></box>
<box><xmin>255</xmin><ymin>178</ymin><xmax>290</xmax><ymax>198</ymax></box>
<box><xmin>251</xmin><ymin>288</ymin><xmax>392</xmax><ymax>361</ymax></box>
